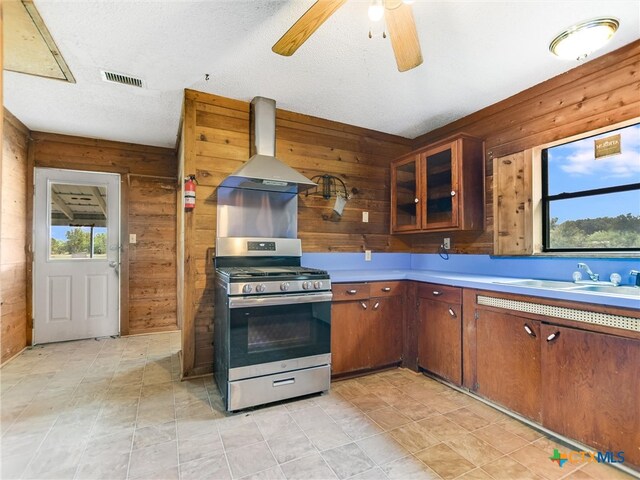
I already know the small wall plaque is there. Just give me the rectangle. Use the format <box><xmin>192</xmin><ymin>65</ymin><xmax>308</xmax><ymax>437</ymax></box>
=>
<box><xmin>594</xmin><ymin>134</ymin><xmax>621</xmax><ymax>159</ymax></box>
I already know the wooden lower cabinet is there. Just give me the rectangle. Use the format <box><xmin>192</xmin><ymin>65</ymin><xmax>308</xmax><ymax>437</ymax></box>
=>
<box><xmin>368</xmin><ymin>295</ymin><xmax>403</xmax><ymax>368</ymax></box>
<box><xmin>331</xmin><ymin>300</ymin><xmax>368</xmax><ymax>375</ymax></box>
<box><xmin>418</xmin><ymin>298</ymin><xmax>462</xmax><ymax>385</ymax></box>
<box><xmin>331</xmin><ymin>282</ymin><xmax>403</xmax><ymax>376</ymax></box>
<box><xmin>474</xmin><ymin>309</ymin><xmax>541</xmax><ymax>422</ymax></box>
<box><xmin>541</xmin><ymin>324</ymin><xmax>640</xmax><ymax>469</ymax></box>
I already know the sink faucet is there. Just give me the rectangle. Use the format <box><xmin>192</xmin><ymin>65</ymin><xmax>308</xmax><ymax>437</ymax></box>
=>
<box><xmin>577</xmin><ymin>263</ymin><xmax>599</xmax><ymax>282</ymax></box>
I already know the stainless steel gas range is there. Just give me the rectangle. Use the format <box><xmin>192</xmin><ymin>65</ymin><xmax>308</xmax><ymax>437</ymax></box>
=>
<box><xmin>214</xmin><ymin>237</ymin><xmax>332</xmax><ymax>411</ymax></box>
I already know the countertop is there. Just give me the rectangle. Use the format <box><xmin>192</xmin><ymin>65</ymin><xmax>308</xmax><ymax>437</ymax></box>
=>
<box><xmin>328</xmin><ymin>268</ymin><xmax>640</xmax><ymax>310</ymax></box>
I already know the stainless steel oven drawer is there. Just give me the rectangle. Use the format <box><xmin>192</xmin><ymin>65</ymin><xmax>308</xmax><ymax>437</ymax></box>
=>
<box><xmin>227</xmin><ymin>364</ymin><xmax>330</xmax><ymax>411</ymax></box>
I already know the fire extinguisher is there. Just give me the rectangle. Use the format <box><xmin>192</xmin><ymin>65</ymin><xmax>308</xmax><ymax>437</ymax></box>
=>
<box><xmin>184</xmin><ymin>175</ymin><xmax>197</xmax><ymax>210</ymax></box>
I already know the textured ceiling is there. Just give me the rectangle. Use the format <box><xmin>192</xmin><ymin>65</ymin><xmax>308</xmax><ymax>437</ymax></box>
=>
<box><xmin>4</xmin><ymin>1</ymin><xmax>640</xmax><ymax>148</ymax></box>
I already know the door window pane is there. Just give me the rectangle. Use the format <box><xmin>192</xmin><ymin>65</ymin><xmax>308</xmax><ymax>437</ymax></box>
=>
<box><xmin>49</xmin><ymin>183</ymin><xmax>108</xmax><ymax>260</ymax></box>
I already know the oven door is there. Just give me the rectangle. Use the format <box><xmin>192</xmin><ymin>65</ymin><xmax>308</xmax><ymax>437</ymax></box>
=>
<box><xmin>228</xmin><ymin>292</ymin><xmax>332</xmax><ymax>373</ymax></box>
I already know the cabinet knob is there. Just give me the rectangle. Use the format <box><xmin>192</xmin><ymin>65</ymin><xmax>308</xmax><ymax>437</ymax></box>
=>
<box><xmin>414</xmin><ymin>198</ymin><xmax>419</xmax><ymax>203</ymax></box>
<box><xmin>450</xmin><ymin>191</ymin><xmax>456</xmax><ymax>197</ymax></box>
<box><xmin>523</xmin><ymin>324</ymin><xmax>536</xmax><ymax>338</ymax></box>
<box><xmin>373</xmin><ymin>302</ymin><xmax>380</xmax><ymax>310</ymax></box>
<box><xmin>361</xmin><ymin>302</ymin><xmax>368</xmax><ymax>310</ymax></box>
<box><xmin>347</xmin><ymin>290</ymin><xmax>357</xmax><ymax>295</ymax></box>
<box><xmin>448</xmin><ymin>308</ymin><xmax>456</xmax><ymax>318</ymax></box>
<box><xmin>381</xmin><ymin>287</ymin><xmax>391</xmax><ymax>292</ymax></box>
<box><xmin>546</xmin><ymin>331</ymin><xmax>560</xmax><ymax>343</ymax></box>
<box><xmin>432</xmin><ymin>291</ymin><xmax>442</xmax><ymax>296</ymax></box>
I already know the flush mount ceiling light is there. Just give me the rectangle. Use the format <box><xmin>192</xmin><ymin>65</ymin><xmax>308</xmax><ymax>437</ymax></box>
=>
<box><xmin>549</xmin><ymin>17</ymin><xmax>619</xmax><ymax>61</ymax></box>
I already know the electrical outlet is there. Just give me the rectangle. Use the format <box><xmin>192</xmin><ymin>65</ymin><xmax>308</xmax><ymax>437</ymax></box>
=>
<box><xmin>365</xmin><ymin>250</ymin><xmax>372</xmax><ymax>261</ymax></box>
<box><xmin>443</xmin><ymin>237</ymin><xmax>451</xmax><ymax>249</ymax></box>
<box><xmin>129</xmin><ymin>234</ymin><xmax>137</xmax><ymax>244</ymax></box>
<box><xmin>362</xmin><ymin>211</ymin><xmax>369</xmax><ymax>223</ymax></box>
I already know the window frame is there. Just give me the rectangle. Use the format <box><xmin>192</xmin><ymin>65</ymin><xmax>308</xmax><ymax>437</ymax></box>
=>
<box><xmin>541</xmin><ymin>124</ymin><xmax>640</xmax><ymax>253</ymax></box>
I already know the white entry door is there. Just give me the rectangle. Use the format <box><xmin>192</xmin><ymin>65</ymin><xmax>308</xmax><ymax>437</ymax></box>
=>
<box><xmin>34</xmin><ymin>168</ymin><xmax>120</xmax><ymax>343</ymax></box>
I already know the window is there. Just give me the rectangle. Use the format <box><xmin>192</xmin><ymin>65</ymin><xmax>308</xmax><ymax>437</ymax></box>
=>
<box><xmin>542</xmin><ymin>123</ymin><xmax>640</xmax><ymax>252</ymax></box>
<box><xmin>49</xmin><ymin>183</ymin><xmax>108</xmax><ymax>259</ymax></box>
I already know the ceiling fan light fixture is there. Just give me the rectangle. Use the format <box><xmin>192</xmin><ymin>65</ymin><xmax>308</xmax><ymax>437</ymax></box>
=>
<box><xmin>368</xmin><ymin>0</ymin><xmax>384</xmax><ymax>22</ymax></box>
<box><xmin>549</xmin><ymin>17</ymin><xmax>619</xmax><ymax>61</ymax></box>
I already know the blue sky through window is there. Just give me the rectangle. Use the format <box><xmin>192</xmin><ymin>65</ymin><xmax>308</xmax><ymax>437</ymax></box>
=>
<box><xmin>546</xmin><ymin>123</ymin><xmax>640</xmax><ymax>222</ymax></box>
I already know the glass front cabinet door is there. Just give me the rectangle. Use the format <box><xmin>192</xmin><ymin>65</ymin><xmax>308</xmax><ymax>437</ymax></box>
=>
<box><xmin>390</xmin><ymin>134</ymin><xmax>484</xmax><ymax>233</ymax></box>
<box><xmin>422</xmin><ymin>141</ymin><xmax>459</xmax><ymax>229</ymax></box>
<box><xmin>391</xmin><ymin>154</ymin><xmax>421</xmax><ymax>232</ymax></box>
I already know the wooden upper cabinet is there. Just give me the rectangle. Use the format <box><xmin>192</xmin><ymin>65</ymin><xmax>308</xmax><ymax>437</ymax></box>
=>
<box><xmin>391</xmin><ymin>154</ymin><xmax>421</xmax><ymax>232</ymax></box>
<box><xmin>493</xmin><ymin>151</ymin><xmax>534</xmax><ymax>255</ymax></box>
<box><xmin>391</xmin><ymin>134</ymin><xmax>484</xmax><ymax>233</ymax></box>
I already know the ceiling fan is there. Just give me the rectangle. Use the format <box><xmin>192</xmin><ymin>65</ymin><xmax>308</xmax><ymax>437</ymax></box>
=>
<box><xmin>272</xmin><ymin>0</ymin><xmax>423</xmax><ymax>72</ymax></box>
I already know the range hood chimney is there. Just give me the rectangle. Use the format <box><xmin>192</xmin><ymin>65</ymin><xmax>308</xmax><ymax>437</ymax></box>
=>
<box><xmin>218</xmin><ymin>97</ymin><xmax>316</xmax><ymax>193</ymax></box>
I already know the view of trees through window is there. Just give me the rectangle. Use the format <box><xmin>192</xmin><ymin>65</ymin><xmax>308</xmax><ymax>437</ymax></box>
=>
<box><xmin>50</xmin><ymin>226</ymin><xmax>107</xmax><ymax>259</ymax></box>
<box><xmin>543</xmin><ymin>123</ymin><xmax>640</xmax><ymax>251</ymax></box>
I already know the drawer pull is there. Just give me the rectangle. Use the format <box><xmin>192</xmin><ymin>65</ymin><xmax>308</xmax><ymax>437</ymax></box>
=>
<box><xmin>347</xmin><ymin>289</ymin><xmax>357</xmax><ymax>295</ymax></box>
<box><xmin>381</xmin><ymin>287</ymin><xmax>391</xmax><ymax>292</ymax></box>
<box><xmin>448</xmin><ymin>308</ymin><xmax>456</xmax><ymax>318</ymax></box>
<box><xmin>273</xmin><ymin>378</ymin><xmax>295</xmax><ymax>387</ymax></box>
<box><xmin>432</xmin><ymin>291</ymin><xmax>442</xmax><ymax>296</ymax></box>
<box><xmin>373</xmin><ymin>302</ymin><xmax>380</xmax><ymax>310</ymax></box>
<box><xmin>546</xmin><ymin>332</ymin><xmax>560</xmax><ymax>343</ymax></box>
<box><xmin>523</xmin><ymin>324</ymin><xmax>536</xmax><ymax>338</ymax></box>
<box><xmin>361</xmin><ymin>302</ymin><xmax>367</xmax><ymax>309</ymax></box>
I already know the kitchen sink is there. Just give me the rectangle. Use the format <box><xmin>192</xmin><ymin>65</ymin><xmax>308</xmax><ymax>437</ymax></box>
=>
<box><xmin>493</xmin><ymin>279</ymin><xmax>582</xmax><ymax>289</ymax></box>
<box><xmin>493</xmin><ymin>279</ymin><xmax>640</xmax><ymax>298</ymax></box>
<box><xmin>572</xmin><ymin>284</ymin><xmax>640</xmax><ymax>297</ymax></box>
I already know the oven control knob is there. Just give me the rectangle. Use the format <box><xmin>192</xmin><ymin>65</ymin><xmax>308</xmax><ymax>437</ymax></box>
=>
<box><xmin>242</xmin><ymin>284</ymin><xmax>253</xmax><ymax>294</ymax></box>
<box><xmin>314</xmin><ymin>281</ymin><xmax>323</xmax><ymax>290</ymax></box>
<box><xmin>280</xmin><ymin>282</ymin><xmax>290</xmax><ymax>291</ymax></box>
<box><xmin>256</xmin><ymin>284</ymin><xmax>267</xmax><ymax>293</ymax></box>
<box><xmin>302</xmin><ymin>281</ymin><xmax>312</xmax><ymax>290</ymax></box>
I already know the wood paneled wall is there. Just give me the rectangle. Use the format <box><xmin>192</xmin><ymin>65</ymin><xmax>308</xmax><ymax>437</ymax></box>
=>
<box><xmin>29</xmin><ymin>132</ymin><xmax>179</xmax><ymax>336</ymax></box>
<box><xmin>1</xmin><ymin>110</ymin><xmax>29</xmax><ymax>364</ymax></box>
<box><xmin>410</xmin><ymin>40</ymin><xmax>640</xmax><ymax>254</ymax></box>
<box><xmin>180</xmin><ymin>89</ymin><xmax>413</xmax><ymax>376</ymax></box>
<box><xmin>128</xmin><ymin>176</ymin><xmax>178</xmax><ymax>334</ymax></box>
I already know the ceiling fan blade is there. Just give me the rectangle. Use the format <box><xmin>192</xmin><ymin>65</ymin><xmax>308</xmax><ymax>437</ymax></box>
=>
<box><xmin>273</xmin><ymin>0</ymin><xmax>348</xmax><ymax>56</ymax></box>
<box><xmin>385</xmin><ymin>2</ymin><xmax>423</xmax><ymax>72</ymax></box>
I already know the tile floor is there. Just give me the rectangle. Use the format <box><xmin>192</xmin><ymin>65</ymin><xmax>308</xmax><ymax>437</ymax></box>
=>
<box><xmin>0</xmin><ymin>333</ymin><xmax>635</xmax><ymax>480</ymax></box>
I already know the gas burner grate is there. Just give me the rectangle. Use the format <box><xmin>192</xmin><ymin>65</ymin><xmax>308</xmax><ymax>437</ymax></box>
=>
<box><xmin>217</xmin><ymin>266</ymin><xmax>328</xmax><ymax>278</ymax></box>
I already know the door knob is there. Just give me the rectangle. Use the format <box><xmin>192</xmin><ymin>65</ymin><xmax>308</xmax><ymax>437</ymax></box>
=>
<box><xmin>109</xmin><ymin>261</ymin><xmax>120</xmax><ymax>275</ymax></box>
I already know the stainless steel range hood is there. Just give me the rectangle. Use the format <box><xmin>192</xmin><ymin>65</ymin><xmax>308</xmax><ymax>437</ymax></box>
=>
<box><xmin>219</xmin><ymin>97</ymin><xmax>316</xmax><ymax>194</ymax></box>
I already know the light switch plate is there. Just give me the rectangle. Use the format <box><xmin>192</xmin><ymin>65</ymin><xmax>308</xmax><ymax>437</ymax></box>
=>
<box><xmin>365</xmin><ymin>250</ymin><xmax>372</xmax><ymax>261</ymax></box>
<box><xmin>129</xmin><ymin>234</ymin><xmax>137</xmax><ymax>244</ymax></box>
<box><xmin>362</xmin><ymin>211</ymin><xmax>369</xmax><ymax>223</ymax></box>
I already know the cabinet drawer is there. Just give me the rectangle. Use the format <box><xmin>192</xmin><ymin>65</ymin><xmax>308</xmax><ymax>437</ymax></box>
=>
<box><xmin>370</xmin><ymin>281</ymin><xmax>404</xmax><ymax>297</ymax></box>
<box><xmin>418</xmin><ymin>283</ymin><xmax>461</xmax><ymax>304</ymax></box>
<box><xmin>332</xmin><ymin>283</ymin><xmax>370</xmax><ymax>301</ymax></box>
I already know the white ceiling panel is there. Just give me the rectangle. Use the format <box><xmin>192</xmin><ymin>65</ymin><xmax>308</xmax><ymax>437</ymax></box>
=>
<box><xmin>4</xmin><ymin>0</ymin><xmax>639</xmax><ymax>148</ymax></box>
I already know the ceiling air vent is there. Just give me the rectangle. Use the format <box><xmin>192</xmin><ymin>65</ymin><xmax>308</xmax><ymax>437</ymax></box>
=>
<box><xmin>100</xmin><ymin>70</ymin><xmax>144</xmax><ymax>88</ymax></box>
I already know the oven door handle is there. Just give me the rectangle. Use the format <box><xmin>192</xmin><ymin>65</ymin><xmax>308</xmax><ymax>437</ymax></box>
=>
<box><xmin>229</xmin><ymin>292</ymin><xmax>333</xmax><ymax>308</ymax></box>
